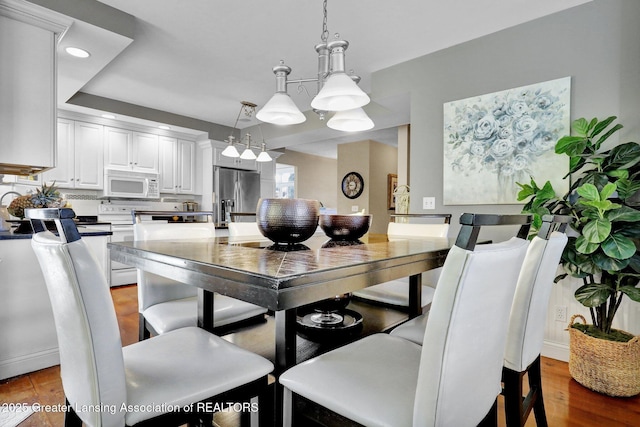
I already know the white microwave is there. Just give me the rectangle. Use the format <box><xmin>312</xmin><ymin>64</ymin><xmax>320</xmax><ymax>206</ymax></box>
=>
<box><xmin>100</xmin><ymin>169</ymin><xmax>160</xmax><ymax>199</ymax></box>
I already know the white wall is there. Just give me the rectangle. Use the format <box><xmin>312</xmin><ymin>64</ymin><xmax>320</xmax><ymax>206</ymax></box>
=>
<box><xmin>371</xmin><ymin>0</ymin><xmax>640</xmax><ymax>359</ymax></box>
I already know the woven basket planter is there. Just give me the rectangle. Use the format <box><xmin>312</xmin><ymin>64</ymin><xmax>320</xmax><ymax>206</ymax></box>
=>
<box><xmin>568</xmin><ymin>314</ymin><xmax>640</xmax><ymax>397</ymax></box>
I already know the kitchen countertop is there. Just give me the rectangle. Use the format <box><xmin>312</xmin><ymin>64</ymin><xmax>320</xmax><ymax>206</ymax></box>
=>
<box><xmin>0</xmin><ymin>221</ymin><xmax>112</xmax><ymax>240</ymax></box>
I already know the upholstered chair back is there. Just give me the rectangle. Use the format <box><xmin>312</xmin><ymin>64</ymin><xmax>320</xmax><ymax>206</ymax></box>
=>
<box><xmin>31</xmin><ymin>231</ymin><xmax>127</xmax><ymax>427</ymax></box>
<box><xmin>133</xmin><ymin>222</ymin><xmax>216</xmax><ymax>311</ymax></box>
<box><xmin>503</xmin><ymin>231</ymin><xmax>568</xmax><ymax>371</ymax></box>
<box><xmin>413</xmin><ymin>237</ymin><xmax>529</xmax><ymax>426</ymax></box>
<box><xmin>387</xmin><ymin>221</ymin><xmax>450</xmax><ymax>239</ymax></box>
<box><xmin>228</xmin><ymin>221</ymin><xmax>262</xmax><ymax>237</ymax></box>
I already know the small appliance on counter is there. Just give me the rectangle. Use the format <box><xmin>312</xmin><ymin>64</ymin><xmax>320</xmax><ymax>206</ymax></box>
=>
<box><xmin>0</xmin><ymin>191</ymin><xmax>22</xmax><ymax>232</ymax></box>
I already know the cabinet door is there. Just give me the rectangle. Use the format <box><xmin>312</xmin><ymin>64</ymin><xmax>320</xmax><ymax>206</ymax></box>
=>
<box><xmin>159</xmin><ymin>136</ymin><xmax>177</xmax><ymax>193</ymax></box>
<box><xmin>104</xmin><ymin>127</ymin><xmax>132</xmax><ymax>170</ymax></box>
<box><xmin>132</xmin><ymin>132</ymin><xmax>159</xmax><ymax>172</ymax></box>
<box><xmin>178</xmin><ymin>140</ymin><xmax>195</xmax><ymax>194</ymax></box>
<box><xmin>43</xmin><ymin>119</ymin><xmax>74</xmax><ymax>187</ymax></box>
<box><xmin>74</xmin><ymin>122</ymin><xmax>104</xmax><ymax>189</ymax></box>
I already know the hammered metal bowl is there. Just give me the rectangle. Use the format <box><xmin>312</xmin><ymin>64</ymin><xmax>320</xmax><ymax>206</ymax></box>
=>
<box><xmin>319</xmin><ymin>214</ymin><xmax>372</xmax><ymax>240</ymax></box>
<box><xmin>257</xmin><ymin>198</ymin><xmax>320</xmax><ymax>244</ymax></box>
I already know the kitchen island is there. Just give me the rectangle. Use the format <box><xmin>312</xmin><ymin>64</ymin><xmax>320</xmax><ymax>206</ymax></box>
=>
<box><xmin>0</xmin><ymin>225</ymin><xmax>112</xmax><ymax>380</ymax></box>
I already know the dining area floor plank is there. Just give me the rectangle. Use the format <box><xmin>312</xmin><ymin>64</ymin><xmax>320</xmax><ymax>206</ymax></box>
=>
<box><xmin>1</xmin><ymin>284</ymin><xmax>638</xmax><ymax>426</ymax></box>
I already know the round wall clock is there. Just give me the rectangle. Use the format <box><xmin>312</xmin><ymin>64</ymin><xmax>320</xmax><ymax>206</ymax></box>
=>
<box><xmin>341</xmin><ymin>171</ymin><xmax>364</xmax><ymax>199</ymax></box>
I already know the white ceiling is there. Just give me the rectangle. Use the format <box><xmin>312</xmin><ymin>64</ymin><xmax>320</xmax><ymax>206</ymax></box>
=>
<box><xmin>54</xmin><ymin>0</ymin><xmax>591</xmax><ymax>158</ymax></box>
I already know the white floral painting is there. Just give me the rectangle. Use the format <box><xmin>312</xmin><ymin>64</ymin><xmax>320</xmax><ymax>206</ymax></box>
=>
<box><xmin>443</xmin><ymin>77</ymin><xmax>571</xmax><ymax>205</ymax></box>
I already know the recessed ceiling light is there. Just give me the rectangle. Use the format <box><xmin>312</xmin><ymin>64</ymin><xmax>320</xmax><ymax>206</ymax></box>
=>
<box><xmin>101</xmin><ymin>114</ymin><xmax>116</xmax><ymax>119</ymax></box>
<box><xmin>65</xmin><ymin>47</ymin><xmax>90</xmax><ymax>58</ymax></box>
<box><xmin>158</xmin><ymin>125</ymin><xmax>171</xmax><ymax>130</ymax></box>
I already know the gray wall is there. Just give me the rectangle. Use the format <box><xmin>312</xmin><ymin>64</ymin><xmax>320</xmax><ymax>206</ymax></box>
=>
<box><xmin>371</xmin><ymin>0</ymin><xmax>640</xmax><ymax>241</ymax></box>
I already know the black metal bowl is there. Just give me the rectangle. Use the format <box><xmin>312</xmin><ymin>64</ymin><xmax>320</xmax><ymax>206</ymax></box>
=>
<box><xmin>319</xmin><ymin>214</ymin><xmax>372</xmax><ymax>240</ymax></box>
<box><xmin>257</xmin><ymin>198</ymin><xmax>320</xmax><ymax>244</ymax></box>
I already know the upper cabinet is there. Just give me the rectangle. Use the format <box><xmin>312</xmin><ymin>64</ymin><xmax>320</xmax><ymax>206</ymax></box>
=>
<box><xmin>0</xmin><ymin>4</ymin><xmax>69</xmax><ymax>176</ymax></box>
<box><xmin>43</xmin><ymin>120</ymin><xmax>104</xmax><ymax>189</ymax></box>
<box><xmin>213</xmin><ymin>147</ymin><xmax>257</xmax><ymax>170</ymax></box>
<box><xmin>104</xmin><ymin>127</ymin><xmax>159</xmax><ymax>173</ymax></box>
<box><xmin>159</xmin><ymin>137</ymin><xmax>195</xmax><ymax>194</ymax></box>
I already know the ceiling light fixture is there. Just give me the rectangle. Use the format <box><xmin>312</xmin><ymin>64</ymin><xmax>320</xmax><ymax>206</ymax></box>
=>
<box><xmin>158</xmin><ymin>125</ymin><xmax>171</xmax><ymax>130</ymax></box>
<box><xmin>101</xmin><ymin>114</ymin><xmax>116</xmax><ymax>119</ymax></box>
<box><xmin>222</xmin><ymin>101</ymin><xmax>273</xmax><ymax>162</ymax></box>
<box><xmin>256</xmin><ymin>0</ymin><xmax>373</xmax><ymax>131</ymax></box>
<box><xmin>65</xmin><ymin>46</ymin><xmax>90</xmax><ymax>58</ymax></box>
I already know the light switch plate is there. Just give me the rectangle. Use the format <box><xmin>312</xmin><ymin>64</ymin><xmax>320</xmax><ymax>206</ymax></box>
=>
<box><xmin>351</xmin><ymin>205</ymin><xmax>359</xmax><ymax>212</ymax></box>
<box><xmin>423</xmin><ymin>197</ymin><xmax>435</xmax><ymax>210</ymax></box>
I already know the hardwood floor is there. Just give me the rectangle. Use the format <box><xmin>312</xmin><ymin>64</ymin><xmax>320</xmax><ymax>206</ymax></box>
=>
<box><xmin>1</xmin><ymin>284</ymin><xmax>639</xmax><ymax>426</ymax></box>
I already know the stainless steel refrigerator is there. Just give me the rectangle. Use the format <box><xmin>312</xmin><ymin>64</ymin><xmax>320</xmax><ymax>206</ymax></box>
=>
<box><xmin>214</xmin><ymin>167</ymin><xmax>261</xmax><ymax>224</ymax></box>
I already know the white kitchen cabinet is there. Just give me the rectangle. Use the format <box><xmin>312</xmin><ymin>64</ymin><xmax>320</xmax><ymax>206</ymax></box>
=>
<box><xmin>213</xmin><ymin>147</ymin><xmax>257</xmax><ymax>170</ymax></box>
<box><xmin>43</xmin><ymin>120</ymin><xmax>104</xmax><ymax>189</ymax></box>
<box><xmin>0</xmin><ymin>7</ymin><xmax>66</xmax><ymax>176</ymax></box>
<box><xmin>159</xmin><ymin>136</ymin><xmax>195</xmax><ymax>194</ymax></box>
<box><xmin>104</xmin><ymin>126</ymin><xmax>159</xmax><ymax>173</ymax></box>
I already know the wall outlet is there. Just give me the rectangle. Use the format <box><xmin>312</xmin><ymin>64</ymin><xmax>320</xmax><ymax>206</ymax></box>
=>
<box><xmin>351</xmin><ymin>205</ymin><xmax>359</xmax><ymax>212</ymax></box>
<box><xmin>423</xmin><ymin>197</ymin><xmax>435</xmax><ymax>210</ymax></box>
<box><xmin>554</xmin><ymin>305</ymin><xmax>567</xmax><ymax>322</ymax></box>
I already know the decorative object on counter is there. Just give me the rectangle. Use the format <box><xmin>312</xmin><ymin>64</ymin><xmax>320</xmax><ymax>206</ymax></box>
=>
<box><xmin>256</xmin><ymin>0</ymin><xmax>373</xmax><ymax>131</ymax></box>
<box><xmin>341</xmin><ymin>171</ymin><xmax>364</xmax><ymax>199</ymax></box>
<box><xmin>387</xmin><ymin>174</ymin><xmax>398</xmax><ymax>210</ymax></box>
<box><xmin>444</xmin><ymin>76</ymin><xmax>571</xmax><ymax>205</ymax></box>
<box><xmin>517</xmin><ymin>116</ymin><xmax>640</xmax><ymax>397</ymax></box>
<box><xmin>7</xmin><ymin>182</ymin><xmax>65</xmax><ymax>219</ymax></box>
<box><xmin>319</xmin><ymin>213</ymin><xmax>371</xmax><ymax>241</ymax></box>
<box><xmin>221</xmin><ymin>101</ymin><xmax>272</xmax><ymax>162</ymax></box>
<box><xmin>257</xmin><ymin>198</ymin><xmax>320</xmax><ymax>245</ymax></box>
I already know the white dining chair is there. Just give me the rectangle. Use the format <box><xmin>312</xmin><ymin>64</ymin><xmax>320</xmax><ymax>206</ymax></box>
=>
<box><xmin>279</xmin><ymin>213</ymin><xmax>531</xmax><ymax>427</ymax></box>
<box><xmin>391</xmin><ymin>214</ymin><xmax>570</xmax><ymax>427</ymax></box>
<box><xmin>27</xmin><ymin>208</ymin><xmax>273</xmax><ymax>427</ymax></box>
<box><xmin>352</xmin><ymin>214</ymin><xmax>451</xmax><ymax>311</ymax></box>
<box><xmin>228</xmin><ymin>221</ymin><xmax>262</xmax><ymax>238</ymax></box>
<box><xmin>133</xmin><ymin>210</ymin><xmax>267</xmax><ymax>340</ymax></box>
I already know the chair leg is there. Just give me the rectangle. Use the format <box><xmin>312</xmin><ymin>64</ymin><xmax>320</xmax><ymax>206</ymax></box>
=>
<box><xmin>527</xmin><ymin>356</ymin><xmax>548</xmax><ymax>427</ymax></box>
<box><xmin>282</xmin><ymin>387</ymin><xmax>293</xmax><ymax>427</ymax></box>
<box><xmin>502</xmin><ymin>367</ymin><xmax>525</xmax><ymax>427</ymax></box>
<box><xmin>478</xmin><ymin>398</ymin><xmax>498</xmax><ymax>427</ymax></box>
<box><xmin>64</xmin><ymin>398</ymin><xmax>82</xmax><ymax>427</ymax></box>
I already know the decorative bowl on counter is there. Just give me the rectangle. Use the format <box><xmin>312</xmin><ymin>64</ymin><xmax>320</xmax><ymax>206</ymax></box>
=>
<box><xmin>257</xmin><ymin>198</ymin><xmax>320</xmax><ymax>244</ymax></box>
<box><xmin>319</xmin><ymin>214</ymin><xmax>372</xmax><ymax>240</ymax></box>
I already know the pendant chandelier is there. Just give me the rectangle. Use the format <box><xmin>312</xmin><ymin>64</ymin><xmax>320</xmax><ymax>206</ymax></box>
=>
<box><xmin>221</xmin><ymin>101</ymin><xmax>272</xmax><ymax>162</ymax></box>
<box><xmin>256</xmin><ymin>0</ymin><xmax>374</xmax><ymax>132</ymax></box>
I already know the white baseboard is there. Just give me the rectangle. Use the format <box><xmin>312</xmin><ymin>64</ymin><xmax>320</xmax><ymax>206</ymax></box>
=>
<box><xmin>541</xmin><ymin>340</ymin><xmax>569</xmax><ymax>362</ymax></box>
<box><xmin>0</xmin><ymin>349</ymin><xmax>59</xmax><ymax>381</ymax></box>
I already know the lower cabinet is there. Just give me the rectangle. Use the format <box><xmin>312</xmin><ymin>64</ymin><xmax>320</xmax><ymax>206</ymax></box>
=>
<box><xmin>0</xmin><ymin>233</ymin><xmax>109</xmax><ymax>380</ymax></box>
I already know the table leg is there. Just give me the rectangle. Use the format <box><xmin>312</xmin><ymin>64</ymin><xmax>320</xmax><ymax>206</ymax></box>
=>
<box><xmin>408</xmin><ymin>274</ymin><xmax>422</xmax><ymax>318</ymax></box>
<box><xmin>274</xmin><ymin>309</ymin><xmax>297</xmax><ymax>427</ymax></box>
<box><xmin>197</xmin><ymin>289</ymin><xmax>215</xmax><ymax>332</ymax></box>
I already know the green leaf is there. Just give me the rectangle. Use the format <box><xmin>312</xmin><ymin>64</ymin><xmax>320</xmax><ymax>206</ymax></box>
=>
<box><xmin>607</xmin><ymin>205</ymin><xmax>640</xmax><ymax>222</ymax></box>
<box><xmin>577</xmin><ymin>183</ymin><xmax>600</xmax><ymax>201</ymax></box>
<box><xmin>575</xmin><ymin>283</ymin><xmax>613</xmax><ymax>307</ymax></box>
<box><xmin>627</xmin><ymin>254</ymin><xmax>640</xmax><ymax>273</ymax></box>
<box><xmin>617</xmin><ymin>179</ymin><xmax>640</xmax><ymax>200</ymax></box>
<box><xmin>582</xmin><ymin>218</ymin><xmax>611</xmax><ymax>243</ymax></box>
<box><xmin>620</xmin><ymin>286</ymin><xmax>640</xmax><ymax>303</ymax></box>
<box><xmin>589</xmin><ymin>116</ymin><xmax>617</xmax><ymax>138</ymax></box>
<box><xmin>575</xmin><ymin>235</ymin><xmax>600</xmax><ymax>254</ymax></box>
<box><xmin>603</xmin><ymin>142</ymin><xmax>640</xmax><ymax>170</ymax></box>
<box><xmin>556</xmin><ymin>136</ymin><xmax>588</xmax><ymax>155</ymax></box>
<box><xmin>601</xmin><ymin>234</ymin><xmax>637</xmax><ymax>260</ymax></box>
<box><xmin>607</xmin><ymin>169</ymin><xmax>629</xmax><ymax>179</ymax></box>
<box><xmin>580</xmin><ymin>200</ymin><xmax>618</xmax><ymax>212</ymax></box>
<box><xmin>568</xmin><ymin>156</ymin><xmax>584</xmax><ymax>175</ymax></box>
<box><xmin>595</xmin><ymin>124</ymin><xmax>624</xmax><ymax>150</ymax></box>
<box><xmin>572</xmin><ymin>118</ymin><xmax>590</xmax><ymax>136</ymax></box>
<box><xmin>593</xmin><ymin>251</ymin><xmax>630</xmax><ymax>271</ymax></box>
<box><xmin>600</xmin><ymin>182</ymin><xmax>617</xmax><ymax>200</ymax></box>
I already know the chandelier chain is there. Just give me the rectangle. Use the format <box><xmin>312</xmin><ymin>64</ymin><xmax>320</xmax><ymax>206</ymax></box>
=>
<box><xmin>320</xmin><ymin>0</ymin><xmax>329</xmax><ymax>43</ymax></box>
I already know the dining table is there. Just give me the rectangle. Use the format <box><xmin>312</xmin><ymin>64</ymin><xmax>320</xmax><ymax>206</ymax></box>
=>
<box><xmin>108</xmin><ymin>231</ymin><xmax>452</xmax><ymax>423</ymax></box>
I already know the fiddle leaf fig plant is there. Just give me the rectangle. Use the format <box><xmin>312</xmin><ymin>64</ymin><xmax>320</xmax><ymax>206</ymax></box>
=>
<box><xmin>517</xmin><ymin>116</ymin><xmax>640</xmax><ymax>340</ymax></box>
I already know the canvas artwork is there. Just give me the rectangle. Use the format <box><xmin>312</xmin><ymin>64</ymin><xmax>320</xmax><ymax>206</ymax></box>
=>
<box><xmin>443</xmin><ymin>77</ymin><xmax>571</xmax><ymax>205</ymax></box>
